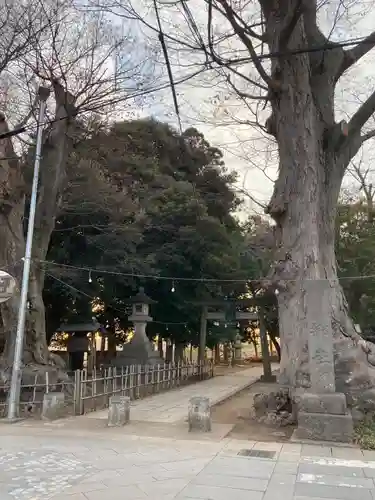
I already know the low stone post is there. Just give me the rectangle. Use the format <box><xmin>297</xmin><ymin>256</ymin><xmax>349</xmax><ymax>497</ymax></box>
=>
<box><xmin>108</xmin><ymin>395</ymin><xmax>130</xmax><ymax>427</ymax></box>
<box><xmin>42</xmin><ymin>392</ymin><xmax>65</xmax><ymax>420</ymax></box>
<box><xmin>295</xmin><ymin>279</ymin><xmax>353</xmax><ymax>443</ymax></box>
<box><xmin>188</xmin><ymin>396</ymin><xmax>211</xmax><ymax>432</ymax></box>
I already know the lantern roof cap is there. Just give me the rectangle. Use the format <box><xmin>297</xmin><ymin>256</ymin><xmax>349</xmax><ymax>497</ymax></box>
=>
<box><xmin>128</xmin><ymin>287</ymin><xmax>157</xmax><ymax>305</ymax></box>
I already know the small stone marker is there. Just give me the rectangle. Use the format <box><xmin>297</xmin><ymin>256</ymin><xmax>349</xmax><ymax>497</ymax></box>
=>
<box><xmin>188</xmin><ymin>396</ymin><xmax>211</xmax><ymax>432</ymax></box>
<box><xmin>42</xmin><ymin>392</ymin><xmax>65</xmax><ymax>420</ymax></box>
<box><xmin>108</xmin><ymin>395</ymin><xmax>130</xmax><ymax>427</ymax></box>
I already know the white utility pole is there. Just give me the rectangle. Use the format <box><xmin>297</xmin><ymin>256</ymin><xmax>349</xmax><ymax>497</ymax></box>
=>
<box><xmin>7</xmin><ymin>86</ymin><xmax>50</xmax><ymax>420</ymax></box>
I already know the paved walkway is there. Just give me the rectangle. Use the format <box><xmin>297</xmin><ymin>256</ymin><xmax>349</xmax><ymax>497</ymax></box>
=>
<box><xmin>1</xmin><ymin>424</ymin><xmax>375</xmax><ymax>499</ymax></box>
<box><xmin>86</xmin><ymin>365</ymin><xmax>275</xmax><ymax>424</ymax></box>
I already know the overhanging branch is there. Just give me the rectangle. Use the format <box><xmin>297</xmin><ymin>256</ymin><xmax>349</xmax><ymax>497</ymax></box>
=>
<box><xmin>226</xmin><ymin>75</ymin><xmax>268</xmax><ymax>101</ymax></box>
<box><xmin>361</xmin><ymin>130</ymin><xmax>375</xmax><ymax>142</ymax></box>
<box><xmin>337</xmin><ymin>95</ymin><xmax>375</xmax><ymax>169</ymax></box>
<box><xmin>361</xmin><ymin>130</ymin><xmax>375</xmax><ymax>143</ymax></box>
<box><xmin>216</xmin><ymin>0</ymin><xmax>273</xmax><ymax>89</ymax></box>
<box><xmin>337</xmin><ymin>31</ymin><xmax>375</xmax><ymax>80</ymax></box>
<box><xmin>362</xmin><ymin>130</ymin><xmax>375</xmax><ymax>143</ymax></box>
<box><xmin>349</xmin><ymin>90</ymin><xmax>375</xmax><ymax>136</ymax></box>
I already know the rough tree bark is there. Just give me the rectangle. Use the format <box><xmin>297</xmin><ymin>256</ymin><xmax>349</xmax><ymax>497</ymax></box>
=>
<box><xmin>22</xmin><ymin>81</ymin><xmax>76</xmax><ymax>369</ymax></box>
<box><xmin>0</xmin><ymin>114</ymin><xmax>26</xmax><ymax>378</ymax></box>
<box><xmin>0</xmin><ymin>82</ymin><xmax>76</xmax><ymax>383</ymax></box>
<box><xmin>257</xmin><ymin>0</ymin><xmax>375</xmax><ymax>405</ymax></box>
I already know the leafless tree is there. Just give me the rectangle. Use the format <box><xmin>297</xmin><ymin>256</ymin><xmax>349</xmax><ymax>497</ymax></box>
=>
<box><xmin>348</xmin><ymin>154</ymin><xmax>375</xmax><ymax>221</ymax></box>
<box><xmin>0</xmin><ymin>1</ymin><xmax>49</xmax><ymax>76</ymax></box>
<box><xmin>0</xmin><ymin>0</ymin><xmax>157</xmax><ymax>381</ymax></box>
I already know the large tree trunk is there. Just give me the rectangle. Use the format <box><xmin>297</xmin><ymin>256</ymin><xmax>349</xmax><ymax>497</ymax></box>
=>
<box><xmin>21</xmin><ymin>82</ymin><xmax>76</xmax><ymax>368</ymax></box>
<box><xmin>269</xmin><ymin>333</ymin><xmax>280</xmax><ymax>362</ymax></box>
<box><xmin>0</xmin><ymin>83</ymin><xmax>76</xmax><ymax>382</ymax></box>
<box><xmin>0</xmin><ymin>114</ymin><xmax>26</xmax><ymax>378</ymax></box>
<box><xmin>262</xmin><ymin>1</ymin><xmax>374</xmax><ymax>406</ymax></box>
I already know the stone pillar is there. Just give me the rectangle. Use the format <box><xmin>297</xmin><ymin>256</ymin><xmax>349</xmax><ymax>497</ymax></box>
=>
<box><xmin>214</xmin><ymin>344</ymin><xmax>221</xmax><ymax>364</ymax></box>
<box><xmin>42</xmin><ymin>392</ymin><xmax>65</xmax><ymax>420</ymax></box>
<box><xmin>158</xmin><ymin>336</ymin><xmax>164</xmax><ymax>358</ymax></box>
<box><xmin>108</xmin><ymin>395</ymin><xmax>130</xmax><ymax>427</ymax></box>
<box><xmin>198</xmin><ymin>306</ymin><xmax>208</xmax><ymax>363</ymax></box>
<box><xmin>188</xmin><ymin>396</ymin><xmax>211</xmax><ymax>432</ymax></box>
<box><xmin>134</xmin><ymin>320</ymin><xmax>148</xmax><ymax>343</ymax></box>
<box><xmin>175</xmin><ymin>342</ymin><xmax>184</xmax><ymax>363</ymax></box>
<box><xmin>295</xmin><ymin>279</ymin><xmax>353</xmax><ymax>443</ymax></box>
<box><xmin>306</xmin><ymin>279</ymin><xmax>335</xmax><ymax>393</ymax></box>
<box><xmin>234</xmin><ymin>333</ymin><xmax>242</xmax><ymax>364</ymax></box>
<box><xmin>166</xmin><ymin>341</ymin><xmax>173</xmax><ymax>363</ymax></box>
<box><xmin>223</xmin><ymin>343</ymin><xmax>229</xmax><ymax>363</ymax></box>
<box><xmin>259</xmin><ymin>309</ymin><xmax>276</xmax><ymax>382</ymax></box>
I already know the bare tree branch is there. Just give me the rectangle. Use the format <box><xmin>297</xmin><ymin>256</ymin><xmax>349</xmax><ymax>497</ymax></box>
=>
<box><xmin>347</xmin><ymin>155</ymin><xmax>375</xmax><ymax>221</ymax></box>
<box><xmin>0</xmin><ymin>2</ymin><xmax>54</xmax><ymax>76</ymax></box>
<box><xmin>214</xmin><ymin>0</ymin><xmax>273</xmax><ymax>89</ymax></box>
<box><xmin>224</xmin><ymin>4</ymin><xmax>267</xmax><ymax>43</ymax></box>
<box><xmin>226</xmin><ymin>77</ymin><xmax>268</xmax><ymax>101</ymax></box>
<box><xmin>362</xmin><ymin>130</ymin><xmax>375</xmax><ymax>143</ymax></box>
<box><xmin>349</xmin><ymin>90</ymin><xmax>375</xmax><ymax>136</ymax></box>
<box><xmin>13</xmin><ymin>94</ymin><xmax>39</xmax><ymax>130</ymax></box>
<box><xmin>337</xmin><ymin>31</ymin><xmax>375</xmax><ymax>80</ymax></box>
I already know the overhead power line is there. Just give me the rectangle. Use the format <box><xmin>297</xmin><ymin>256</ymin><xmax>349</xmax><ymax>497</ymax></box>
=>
<box><xmin>37</xmin><ymin>258</ymin><xmax>375</xmax><ymax>284</ymax></box>
<box><xmin>0</xmin><ymin>126</ymin><xmax>26</xmax><ymax>140</ymax></box>
<box><xmin>153</xmin><ymin>0</ymin><xmax>183</xmax><ymax>133</ymax></box>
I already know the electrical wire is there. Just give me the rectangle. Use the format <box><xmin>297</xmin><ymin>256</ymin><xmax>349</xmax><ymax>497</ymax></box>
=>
<box><xmin>45</xmin><ymin>269</ymin><xmax>188</xmax><ymax>326</ymax></box>
<box><xmin>37</xmin><ymin>258</ymin><xmax>375</xmax><ymax>283</ymax></box>
<box><xmin>153</xmin><ymin>0</ymin><xmax>183</xmax><ymax>133</ymax></box>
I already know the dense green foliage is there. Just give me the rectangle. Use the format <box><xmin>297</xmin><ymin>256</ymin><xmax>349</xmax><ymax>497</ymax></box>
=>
<box><xmin>43</xmin><ymin>121</ymin><xmax>375</xmax><ymax>353</ymax></box>
<box><xmin>44</xmin><ymin>119</ymin><xmax>258</xmax><ymax>346</ymax></box>
<box><xmin>336</xmin><ymin>201</ymin><xmax>375</xmax><ymax>339</ymax></box>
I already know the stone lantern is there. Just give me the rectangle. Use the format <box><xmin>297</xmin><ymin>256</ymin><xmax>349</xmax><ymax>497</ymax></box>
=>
<box><xmin>128</xmin><ymin>287</ymin><xmax>155</xmax><ymax>328</ymax></box>
<box><xmin>112</xmin><ymin>287</ymin><xmax>163</xmax><ymax>367</ymax></box>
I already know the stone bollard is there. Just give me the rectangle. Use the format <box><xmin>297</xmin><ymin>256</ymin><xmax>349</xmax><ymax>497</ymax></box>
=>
<box><xmin>188</xmin><ymin>396</ymin><xmax>211</xmax><ymax>432</ymax></box>
<box><xmin>108</xmin><ymin>395</ymin><xmax>130</xmax><ymax>427</ymax></box>
<box><xmin>42</xmin><ymin>392</ymin><xmax>65</xmax><ymax>420</ymax></box>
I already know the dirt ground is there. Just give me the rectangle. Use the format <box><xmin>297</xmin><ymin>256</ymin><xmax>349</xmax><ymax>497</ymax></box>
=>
<box><xmin>211</xmin><ymin>379</ymin><xmax>296</xmax><ymax>442</ymax></box>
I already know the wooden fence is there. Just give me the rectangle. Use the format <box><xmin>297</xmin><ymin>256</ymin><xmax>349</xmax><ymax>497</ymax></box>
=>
<box><xmin>0</xmin><ymin>361</ymin><xmax>214</xmax><ymax>418</ymax></box>
<box><xmin>74</xmin><ymin>361</ymin><xmax>213</xmax><ymax>415</ymax></box>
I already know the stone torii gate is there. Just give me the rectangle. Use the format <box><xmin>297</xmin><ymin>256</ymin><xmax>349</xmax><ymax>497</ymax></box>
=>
<box><xmin>193</xmin><ymin>298</ymin><xmax>276</xmax><ymax>382</ymax></box>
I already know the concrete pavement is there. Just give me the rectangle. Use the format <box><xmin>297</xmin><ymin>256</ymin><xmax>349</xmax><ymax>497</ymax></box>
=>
<box><xmin>1</xmin><ymin>425</ymin><xmax>375</xmax><ymax>499</ymax></box>
<box><xmin>85</xmin><ymin>364</ymin><xmax>277</xmax><ymax>424</ymax></box>
<box><xmin>1</xmin><ymin>364</ymin><xmax>372</xmax><ymax>500</ymax></box>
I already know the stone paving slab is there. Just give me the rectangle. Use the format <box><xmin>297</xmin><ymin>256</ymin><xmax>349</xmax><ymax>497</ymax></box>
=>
<box><xmin>1</xmin><ymin>424</ymin><xmax>375</xmax><ymax>499</ymax></box>
<box><xmin>85</xmin><ymin>364</ymin><xmax>276</xmax><ymax>423</ymax></box>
